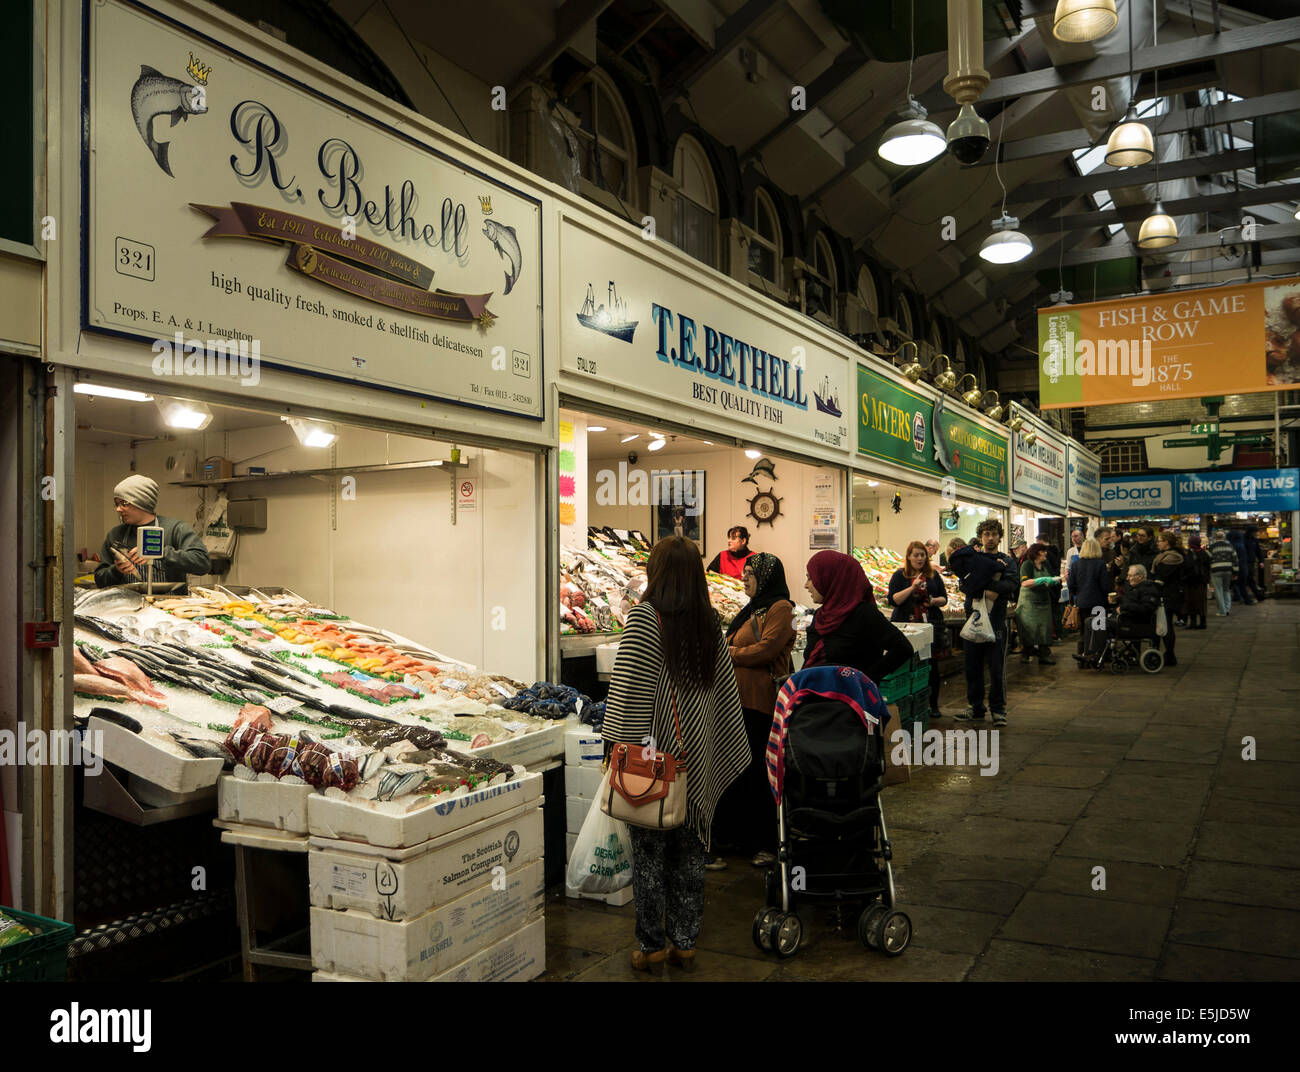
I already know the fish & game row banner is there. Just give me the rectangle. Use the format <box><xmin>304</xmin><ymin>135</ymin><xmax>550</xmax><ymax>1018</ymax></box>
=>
<box><xmin>84</xmin><ymin>0</ymin><xmax>543</xmax><ymax>417</ymax></box>
<box><xmin>856</xmin><ymin>365</ymin><xmax>1008</xmax><ymax>498</ymax></box>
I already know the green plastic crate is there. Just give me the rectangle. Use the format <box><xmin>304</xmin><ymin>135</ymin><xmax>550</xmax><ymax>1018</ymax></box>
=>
<box><xmin>910</xmin><ymin>664</ymin><xmax>931</xmax><ymax>693</ymax></box>
<box><xmin>0</xmin><ymin>907</ymin><xmax>73</xmax><ymax>982</ymax></box>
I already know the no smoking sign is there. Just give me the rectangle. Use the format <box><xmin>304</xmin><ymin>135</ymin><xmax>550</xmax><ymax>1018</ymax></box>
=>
<box><xmin>458</xmin><ymin>479</ymin><xmax>477</xmax><ymax>511</ymax></box>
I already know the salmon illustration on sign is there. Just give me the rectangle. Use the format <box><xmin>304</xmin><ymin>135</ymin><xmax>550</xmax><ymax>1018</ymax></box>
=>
<box><xmin>129</xmin><ymin>64</ymin><xmax>208</xmax><ymax>177</ymax></box>
<box><xmin>482</xmin><ymin>219</ymin><xmax>522</xmax><ymax>294</ymax></box>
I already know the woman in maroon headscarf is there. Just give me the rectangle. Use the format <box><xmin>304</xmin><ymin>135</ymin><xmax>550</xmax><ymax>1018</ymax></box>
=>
<box><xmin>802</xmin><ymin>550</ymin><xmax>913</xmax><ymax>682</ymax></box>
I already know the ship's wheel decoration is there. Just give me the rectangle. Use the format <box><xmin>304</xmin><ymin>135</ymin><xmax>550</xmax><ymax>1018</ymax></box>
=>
<box><xmin>747</xmin><ymin>490</ymin><xmax>783</xmax><ymax>527</ymax></box>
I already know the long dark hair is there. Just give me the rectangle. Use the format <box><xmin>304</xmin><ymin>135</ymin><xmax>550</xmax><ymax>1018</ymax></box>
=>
<box><xmin>643</xmin><ymin>536</ymin><xmax>718</xmax><ymax>689</ymax></box>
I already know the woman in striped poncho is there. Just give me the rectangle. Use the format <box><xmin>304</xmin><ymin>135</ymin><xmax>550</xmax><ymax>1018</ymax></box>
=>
<box><xmin>603</xmin><ymin>536</ymin><xmax>750</xmax><ymax>972</ymax></box>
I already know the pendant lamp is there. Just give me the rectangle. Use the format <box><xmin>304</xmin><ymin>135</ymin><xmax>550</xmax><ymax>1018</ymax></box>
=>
<box><xmin>980</xmin><ymin>215</ymin><xmax>1033</xmax><ymax>264</ymax></box>
<box><xmin>878</xmin><ymin>0</ymin><xmax>946</xmax><ymax>167</ymax></box>
<box><xmin>1104</xmin><ymin>0</ymin><xmax>1153</xmax><ymax>167</ymax></box>
<box><xmin>1053</xmin><ymin>0</ymin><xmax>1118</xmax><ymax>43</ymax></box>
<box><xmin>1138</xmin><ymin>200</ymin><xmax>1178</xmax><ymax>249</ymax></box>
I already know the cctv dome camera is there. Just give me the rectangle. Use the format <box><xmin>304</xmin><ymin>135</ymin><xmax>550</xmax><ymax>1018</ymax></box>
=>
<box><xmin>947</xmin><ymin>103</ymin><xmax>990</xmax><ymax>165</ymax></box>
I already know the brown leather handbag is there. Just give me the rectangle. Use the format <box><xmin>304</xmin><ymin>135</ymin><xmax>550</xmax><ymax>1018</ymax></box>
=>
<box><xmin>599</xmin><ymin>673</ymin><xmax>688</xmax><ymax>831</ymax></box>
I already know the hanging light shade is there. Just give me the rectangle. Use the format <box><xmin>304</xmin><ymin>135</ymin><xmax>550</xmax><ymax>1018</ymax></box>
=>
<box><xmin>979</xmin><ymin>214</ymin><xmax>1033</xmax><ymax>264</ymax></box>
<box><xmin>878</xmin><ymin>98</ymin><xmax>946</xmax><ymax>166</ymax></box>
<box><xmin>1052</xmin><ymin>0</ymin><xmax>1118</xmax><ymax>43</ymax></box>
<box><xmin>1137</xmin><ymin>200</ymin><xmax>1179</xmax><ymax>249</ymax></box>
<box><xmin>1105</xmin><ymin>105</ymin><xmax>1154</xmax><ymax>167</ymax></box>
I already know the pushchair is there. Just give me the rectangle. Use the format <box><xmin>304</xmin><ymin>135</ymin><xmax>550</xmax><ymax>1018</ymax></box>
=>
<box><xmin>751</xmin><ymin>665</ymin><xmax>912</xmax><ymax>959</ymax></box>
<box><xmin>1088</xmin><ymin>614</ymin><xmax>1164</xmax><ymax>674</ymax></box>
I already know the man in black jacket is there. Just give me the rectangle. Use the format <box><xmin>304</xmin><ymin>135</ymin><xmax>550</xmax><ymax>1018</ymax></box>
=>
<box><xmin>1110</xmin><ymin>564</ymin><xmax>1161</xmax><ymax>635</ymax></box>
<box><xmin>954</xmin><ymin>519</ymin><xmax>1020</xmax><ymax>727</ymax></box>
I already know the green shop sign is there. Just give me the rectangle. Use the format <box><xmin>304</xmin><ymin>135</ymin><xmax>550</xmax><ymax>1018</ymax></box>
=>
<box><xmin>857</xmin><ymin>366</ymin><xmax>1008</xmax><ymax>496</ymax></box>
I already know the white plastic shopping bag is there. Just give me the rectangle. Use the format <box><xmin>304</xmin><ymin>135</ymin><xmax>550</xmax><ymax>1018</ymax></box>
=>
<box><xmin>1155</xmin><ymin>605</ymin><xmax>1169</xmax><ymax>637</ymax></box>
<box><xmin>566</xmin><ymin>794</ymin><xmax>634</xmax><ymax>894</ymax></box>
<box><xmin>960</xmin><ymin>595</ymin><xmax>997</xmax><ymax>644</ymax></box>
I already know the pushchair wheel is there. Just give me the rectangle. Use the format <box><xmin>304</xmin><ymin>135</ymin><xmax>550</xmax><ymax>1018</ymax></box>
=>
<box><xmin>1140</xmin><ymin>648</ymin><xmax>1164</xmax><ymax>673</ymax></box>
<box><xmin>875</xmin><ymin>909</ymin><xmax>912</xmax><ymax>957</ymax></box>
<box><xmin>770</xmin><ymin>913</ymin><xmax>802</xmax><ymax>958</ymax></box>
<box><xmin>753</xmin><ymin>907</ymin><xmax>780</xmax><ymax>951</ymax></box>
<box><xmin>859</xmin><ymin>905</ymin><xmax>888</xmax><ymax>950</ymax></box>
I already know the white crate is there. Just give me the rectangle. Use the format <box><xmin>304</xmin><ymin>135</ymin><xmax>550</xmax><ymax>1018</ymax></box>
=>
<box><xmin>312</xmin><ymin>917</ymin><xmax>545</xmax><ymax>982</ymax></box>
<box><xmin>307</xmin><ymin>771</ymin><xmax>542</xmax><ymax>850</ymax></box>
<box><xmin>565</xmin><ymin>764</ymin><xmax>604</xmax><ymax>800</ymax></box>
<box><xmin>565</xmin><ymin>728</ymin><xmax>604</xmax><ymax>768</ymax></box>
<box><xmin>84</xmin><ymin>716</ymin><xmax>223</xmax><ymax>794</ymax></box>
<box><xmin>446</xmin><ymin>720</ymin><xmax>566</xmax><ymax>768</ymax></box>
<box><xmin>218</xmin><ymin>773</ymin><xmax>314</xmax><ymax>833</ymax></box>
<box><xmin>567</xmin><ymin>794</ymin><xmax>594</xmax><ymax>835</ymax></box>
<box><xmin>595</xmin><ymin>642</ymin><xmax>621</xmax><ymax>675</ymax></box>
<box><xmin>310</xmin><ymin>858</ymin><xmax>544</xmax><ymax>981</ymax></box>
<box><xmin>308</xmin><ymin>802</ymin><xmax>543</xmax><ymax>920</ymax></box>
<box><xmin>565</xmin><ymin>881</ymin><xmax>634</xmax><ymax>907</ymax></box>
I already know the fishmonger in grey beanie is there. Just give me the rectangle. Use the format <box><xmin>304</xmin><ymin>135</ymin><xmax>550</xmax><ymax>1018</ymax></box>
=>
<box><xmin>114</xmin><ymin>475</ymin><xmax>159</xmax><ymax>514</ymax></box>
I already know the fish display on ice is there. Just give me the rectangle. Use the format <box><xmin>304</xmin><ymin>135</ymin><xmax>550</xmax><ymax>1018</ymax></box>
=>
<box><xmin>75</xmin><ymin>587</ymin><xmax>144</xmax><ymax>617</ymax></box>
<box><xmin>93</xmin><ymin>656</ymin><xmax>166</xmax><ymax>699</ymax></box>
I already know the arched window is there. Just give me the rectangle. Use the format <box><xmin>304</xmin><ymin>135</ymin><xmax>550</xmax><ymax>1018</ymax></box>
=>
<box><xmin>748</xmin><ymin>189</ymin><xmax>781</xmax><ymax>285</ymax></box>
<box><xmin>928</xmin><ymin>321</ymin><xmax>944</xmax><ymax>360</ymax></box>
<box><xmin>857</xmin><ymin>265</ymin><xmax>879</xmax><ymax>317</ymax></box>
<box><xmin>955</xmin><ymin>338</ymin><xmax>968</xmax><ymax>378</ymax></box>
<box><xmin>671</xmin><ymin>137</ymin><xmax>717</xmax><ymax>267</ymax></box>
<box><xmin>566</xmin><ymin>73</ymin><xmax>635</xmax><ymax>206</ymax></box>
<box><xmin>808</xmin><ymin>232</ymin><xmax>837</xmax><ymax>320</ymax></box>
<box><xmin>895</xmin><ymin>292</ymin><xmax>914</xmax><ymax>339</ymax></box>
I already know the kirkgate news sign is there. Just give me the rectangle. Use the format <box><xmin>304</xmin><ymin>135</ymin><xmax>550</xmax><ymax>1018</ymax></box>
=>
<box><xmin>1101</xmin><ymin>468</ymin><xmax>1298</xmax><ymax>516</ymax></box>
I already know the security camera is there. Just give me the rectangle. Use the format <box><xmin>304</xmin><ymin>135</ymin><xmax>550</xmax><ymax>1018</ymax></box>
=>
<box><xmin>947</xmin><ymin>103</ymin><xmax>990</xmax><ymax>166</ymax></box>
<box><xmin>628</xmin><ymin>451</ymin><xmax>638</xmax><ymax>465</ymax></box>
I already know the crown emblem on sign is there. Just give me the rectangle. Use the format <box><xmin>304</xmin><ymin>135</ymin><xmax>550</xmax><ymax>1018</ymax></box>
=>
<box><xmin>478</xmin><ymin>196</ymin><xmax>492</xmax><ymax>214</ymax></box>
<box><xmin>187</xmin><ymin>51</ymin><xmax>212</xmax><ymax>85</ymax></box>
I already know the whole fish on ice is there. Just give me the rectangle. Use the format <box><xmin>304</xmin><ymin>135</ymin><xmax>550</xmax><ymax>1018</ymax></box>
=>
<box><xmin>129</xmin><ymin>65</ymin><xmax>208</xmax><ymax>177</ymax></box>
<box><xmin>481</xmin><ymin>219</ymin><xmax>522</xmax><ymax>295</ymax></box>
<box><xmin>93</xmin><ymin>656</ymin><xmax>166</xmax><ymax>699</ymax></box>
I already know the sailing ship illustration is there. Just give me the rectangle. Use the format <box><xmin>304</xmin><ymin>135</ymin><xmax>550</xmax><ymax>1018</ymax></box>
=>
<box><xmin>814</xmin><ymin>374</ymin><xmax>842</xmax><ymax>417</ymax></box>
<box><xmin>576</xmin><ymin>281</ymin><xmax>638</xmax><ymax>343</ymax></box>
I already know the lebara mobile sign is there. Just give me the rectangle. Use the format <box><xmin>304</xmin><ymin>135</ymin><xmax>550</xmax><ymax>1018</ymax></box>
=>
<box><xmin>1037</xmin><ymin>276</ymin><xmax>1300</xmax><ymax>409</ymax></box>
<box><xmin>86</xmin><ymin>0</ymin><xmax>543</xmax><ymax>417</ymax></box>
<box><xmin>856</xmin><ymin>366</ymin><xmax>1008</xmax><ymax>496</ymax></box>
<box><xmin>1100</xmin><ymin>468</ymin><xmax>1298</xmax><ymax>516</ymax></box>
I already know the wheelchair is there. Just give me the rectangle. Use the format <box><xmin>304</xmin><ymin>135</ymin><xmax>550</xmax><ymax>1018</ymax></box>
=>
<box><xmin>1085</xmin><ymin>616</ymin><xmax>1165</xmax><ymax>674</ymax></box>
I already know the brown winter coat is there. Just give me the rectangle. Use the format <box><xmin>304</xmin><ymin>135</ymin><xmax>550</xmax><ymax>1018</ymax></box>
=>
<box><xmin>727</xmin><ymin>599</ymin><xmax>795</xmax><ymax>714</ymax></box>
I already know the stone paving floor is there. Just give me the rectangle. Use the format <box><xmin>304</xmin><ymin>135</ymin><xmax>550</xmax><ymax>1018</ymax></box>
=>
<box><xmin>541</xmin><ymin>599</ymin><xmax>1300</xmax><ymax>981</ymax></box>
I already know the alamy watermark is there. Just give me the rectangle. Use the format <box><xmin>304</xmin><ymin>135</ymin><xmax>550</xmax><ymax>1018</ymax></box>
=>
<box><xmin>151</xmin><ymin>331</ymin><xmax>261</xmax><ymax>386</ymax></box>
<box><xmin>890</xmin><ymin>727</ymin><xmax>999</xmax><ymax>777</ymax></box>
<box><xmin>0</xmin><ymin>722</ymin><xmax>103</xmax><ymax>776</ymax></box>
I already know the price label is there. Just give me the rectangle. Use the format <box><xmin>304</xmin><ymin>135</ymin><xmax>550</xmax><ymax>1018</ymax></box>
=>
<box><xmin>265</xmin><ymin>695</ymin><xmax>301</xmax><ymax>714</ymax></box>
<box><xmin>490</xmin><ymin>682</ymin><xmax>514</xmax><ymax>698</ymax></box>
<box><xmin>441</xmin><ymin>678</ymin><xmax>467</xmax><ymax>692</ymax></box>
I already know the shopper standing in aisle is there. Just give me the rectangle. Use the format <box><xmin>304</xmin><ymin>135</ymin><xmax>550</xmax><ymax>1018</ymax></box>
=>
<box><xmin>1068</xmin><ymin>539</ymin><xmax>1111</xmax><ymax>666</ymax></box>
<box><xmin>1151</xmin><ymin>531</ymin><xmax>1185</xmax><ymax>667</ymax></box>
<box><xmin>1208</xmin><ymin>529</ymin><xmax>1239</xmax><ymax>616</ymax></box>
<box><xmin>94</xmin><ymin>475</ymin><xmax>211</xmax><ymax>587</ymax></box>
<box><xmin>1243</xmin><ymin>526</ymin><xmax>1264</xmax><ymax>603</ymax></box>
<box><xmin>925</xmin><ymin>538</ymin><xmax>941</xmax><ymax>562</ymax></box>
<box><xmin>802</xmin><ymin>549</ymin><xmax>913</xmax><ymax>682</ymax></box>
<box><xmin>887</xmin><ymin>541</ymin><xmax>948</xmax><ymax>718</ymax></box>
<box><xmin>1127</xmin><ymin>525</ymin><xmax>1158</xmax><ymax>579</ymax></box>
<box><xmin>1226</xmin><ymin>529</ymin><xmax>1250</xmax><ymax>605</ymax></box>
<box><xmin>1017</xmin><ymin>543</ymin><xmax>1060</xmax><ymax>665</ymax></box>
<box><xmin>706</xmin><ymin>525</ymin><xmax>755</xmax><ymax>579</ymax></box>
<box><xmin>950</xmin><ymin>519</ymin><xmax>1020</xmax><ymax>726</ymax></box>
<box><xmin>1181</xmin><ymin>535</ymin><xmax>1211</xmax><ymax>629</ymax></box>
<box><xmin>722</xmin><ymin>552</ymin><xmax>795</xmax><ymax>869</ymax></box>
<box><xmin>602</xmin><ymin>536</ymin><xmax>750</xmax><ymax>972</ymax></box>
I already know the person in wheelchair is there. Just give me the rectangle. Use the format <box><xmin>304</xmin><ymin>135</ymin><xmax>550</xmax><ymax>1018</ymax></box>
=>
<box><xmin>1080</xmin><ymin>564</ymin><xmax>1163</xmax><ymax>670</ymax></box>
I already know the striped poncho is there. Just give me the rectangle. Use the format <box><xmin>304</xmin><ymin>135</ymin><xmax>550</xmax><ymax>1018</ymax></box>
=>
<box><xmin>602</xmin><ymin>601</ymin><xmax>750</xmax><ymax>849</ymax></box>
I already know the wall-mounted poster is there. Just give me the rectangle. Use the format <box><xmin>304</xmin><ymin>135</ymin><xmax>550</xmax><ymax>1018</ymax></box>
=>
<box><xmin>652</xmin><ymin>470</ymin><xmax>705</xmax><ymax>552</ymax></box>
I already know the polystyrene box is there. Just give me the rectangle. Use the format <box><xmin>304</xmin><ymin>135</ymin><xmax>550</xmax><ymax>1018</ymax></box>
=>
<box><xmin>307</xmin><ymin>771</ymin><xmax>542</xmax><ymax>850</ymax></box>
<box><xmin>312</xmin><ymin>917</ymin><xmax>545</xmax><ymax>983</ymax></box>
<box><xmin>565</xmin><ymin>764</ymin><xmax>604</xmax><ymax>800</ymax></box>
<box><xmin>308</xmin><ymin>802</ymin><xmax>543</xmax><ymax>920</ymax></box>
<box><xmin>565</xmin><ymin>728</ymin><xmax>604</xmax><ymax>768</ymax></box>
<box><xmin>218</xmin><ymin>773</ymin><xmax>314</xmax><ymax>833</ymax></box>
<box><xmin>310</xmin><ymin>858</ymin><xmax>544</xmax><ymax>981</ymax></box>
